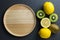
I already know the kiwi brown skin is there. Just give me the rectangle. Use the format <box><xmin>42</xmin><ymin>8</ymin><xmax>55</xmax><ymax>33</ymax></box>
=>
<box><xmin>49</xmin><ymin>24</ymin><xmax>60</xmax><ymax>34</ymax></box>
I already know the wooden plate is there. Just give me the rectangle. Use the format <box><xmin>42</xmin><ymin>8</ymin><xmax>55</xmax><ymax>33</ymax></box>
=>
<box><xmin>3</xmin><ymin>4</ymin><xmax>36</xmax><ymax>37</ymax></box>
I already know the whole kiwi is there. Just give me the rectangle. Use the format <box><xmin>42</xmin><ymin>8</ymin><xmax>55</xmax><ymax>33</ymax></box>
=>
<box><xmin>49</xmin><ymin>24</ymin><xmax>60</xmax><ymax>33</ymax></box>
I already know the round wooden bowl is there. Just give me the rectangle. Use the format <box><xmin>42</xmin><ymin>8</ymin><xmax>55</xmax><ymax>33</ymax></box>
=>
<box><xmin>3</xmin><ymin>4</ymin><xmax>36</xmax><ymax>37</ymax></box>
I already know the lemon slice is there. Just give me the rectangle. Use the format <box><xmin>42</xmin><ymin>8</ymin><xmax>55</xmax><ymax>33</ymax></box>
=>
<box><xmin>41</xmin><ymin>18</ymin><xmax>51</xmax><ymax>28</ymax></box>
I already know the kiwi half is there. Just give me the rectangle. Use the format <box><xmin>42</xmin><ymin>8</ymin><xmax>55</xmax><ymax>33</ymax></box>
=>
<box><xmin>49</xmin><ymin>13</ymin><xmax>58</xmax><ymax>22</ymax></box>
<box><xmin>36</xmin><ymin>10</ymin><xmax>45</xmax><ymax>19</ymax></box>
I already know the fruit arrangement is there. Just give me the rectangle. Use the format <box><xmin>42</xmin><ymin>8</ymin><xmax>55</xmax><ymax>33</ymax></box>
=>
<box><xmin>36</xmin><ymin>1</ymin><xmax>59</xmax><ymax>39</ymax></box>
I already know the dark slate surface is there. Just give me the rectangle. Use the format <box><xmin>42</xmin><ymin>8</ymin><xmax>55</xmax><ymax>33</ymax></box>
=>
<box><xmin>0</xmin><ymin>0</ymin><xmax>60</xmax><ymax>40</ymax></box>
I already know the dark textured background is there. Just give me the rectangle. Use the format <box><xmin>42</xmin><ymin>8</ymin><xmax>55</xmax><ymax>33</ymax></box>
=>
<box><xmin>0</xmin><ymin>0</ymin><xmax>60</xmax><ymax>40</ymax></box>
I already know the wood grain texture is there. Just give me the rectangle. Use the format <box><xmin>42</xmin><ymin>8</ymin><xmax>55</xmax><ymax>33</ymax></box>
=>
<box><xmin>3</xmin><ymin>4</ymin><xmax>36</xmax><ymax>37</ymax></box>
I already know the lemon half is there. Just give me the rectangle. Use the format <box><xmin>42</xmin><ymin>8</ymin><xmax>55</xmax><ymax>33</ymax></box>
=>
<box><xmin>41</xmin><ymin>18</ymin><xmax>51</xmax><ymax>28</ymax></box>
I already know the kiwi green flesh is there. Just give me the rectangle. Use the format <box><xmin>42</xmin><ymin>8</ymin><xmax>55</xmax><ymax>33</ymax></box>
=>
<box><xmin>39</xmin><ymin>12</ymin><xmax>44</xmax><ymax>17</ymax></box>
<box><xmin>37</xmin><ymin>10</ymin><xmax>45</xmax><ymax>19</ymax></box>
<box><xmin>50</xmin><ymin>14</ymin><xmax>58</xmax><ymax>22</ymax></box>
<box><xmin>51</xmin><ymin>15</ymin><xmax>56</xmax><ymax>20</ymax></box>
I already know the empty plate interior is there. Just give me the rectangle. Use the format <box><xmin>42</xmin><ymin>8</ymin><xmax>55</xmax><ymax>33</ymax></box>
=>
<box><xmin>3</xmin><ymin>4</ymin><xmax>36</xmax><ymax>37</ymax></box>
